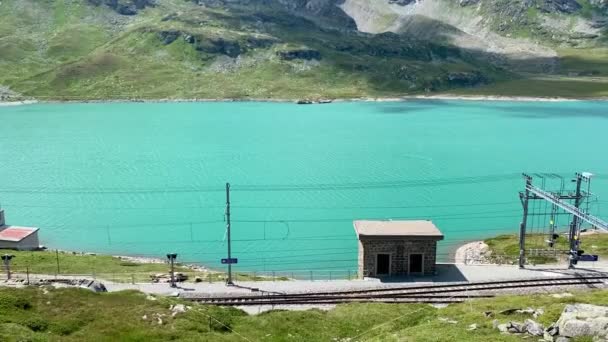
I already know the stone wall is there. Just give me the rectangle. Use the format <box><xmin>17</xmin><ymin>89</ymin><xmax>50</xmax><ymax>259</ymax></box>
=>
<box><xmin>358</xmin><ymin>238</ymin><xmax>438</xmax><ymax>278</ymax></box>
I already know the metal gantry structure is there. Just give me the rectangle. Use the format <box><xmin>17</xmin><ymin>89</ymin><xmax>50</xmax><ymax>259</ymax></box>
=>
<box><xmin>518</xmin><ymin>172</ymin><xmax>608</xmax><ymax>269</ymax></box>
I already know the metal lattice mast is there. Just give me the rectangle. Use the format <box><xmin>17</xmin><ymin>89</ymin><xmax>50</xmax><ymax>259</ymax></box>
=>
<box><xmin>519</xmin><ymin>172</ymin><xmax>607</xmax><ymax>269</ymax></box>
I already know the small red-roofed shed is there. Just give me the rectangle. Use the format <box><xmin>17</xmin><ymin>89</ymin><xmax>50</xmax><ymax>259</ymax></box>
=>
<box><xmin>0</xmin><ymin>209</ymin><xmax>40</xmax><ymax>250</ymax></box>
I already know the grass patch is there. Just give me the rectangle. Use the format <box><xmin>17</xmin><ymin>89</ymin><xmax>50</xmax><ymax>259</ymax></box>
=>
<box><xmin>0</xmin><ymin>286</ymin><xmax>607</xmax><ymax>341</ymax></box>
<box><xmin>485</xmin><ymin>232</ymin><xmax>608</xmax><ymax>264</ymax></box>
<box><xmin>1</xmin><ymin>249</ymin><xmax>190</xmax><ymax>281</ymax></box>
<box><xmin>1</xmin><ymin>249</ymin><xmax>286</xmax><ymax>283</ymax></box>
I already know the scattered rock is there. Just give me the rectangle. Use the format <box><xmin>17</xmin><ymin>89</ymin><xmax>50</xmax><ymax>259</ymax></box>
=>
<box><xmin>154</xmin><ymin>313</ymin><xmax>165</xmax><ymax>325</ymax></box>
<box><xmin>146</xmin><ymin>295</ymin><xmax>157</xmax><ymax>301</ymax></box>
<box><xmin>194</xmin><ymin>276</ymin><xmax>203</xmax><ymax>283</ymax></box>
<box><xmin>555</xmin><ymin>337</ymin><xmax>570</xmax><ymax>342</ymax></box>
<box><xmin>551</xmin><ymin>293</ymin><xmax>573</xmax><ymax>299</ymax></box>
<box><xmin>438</xmin><ymin>317</ymin><xmax>458</xmax><ymax>324</ymax></box>
<box><xmin>170</xmin><ymin>304</ymin><xmax>187</xmax><ymax>317</ymax></box>
<box><xmin>85</xmin><ymin>280</ymin><xmax>107</xmax><ymax>293</ymax></box>
<box><xmin>499</xmin><ymin>307</ymin><xmax>544</xmax><ymax>318</ymax></box>
<box><xmin>497</xmin><ymin>323</ymin><xmax>509</xmax><ymax>333</ymax></box>
<box><xmin>142</xmin><ymin>314</ymin><xmax>147</xmax><ymax>320</ymax></box>
<box><xmin>499</xmin><ymin>308</ymin><xmax>520</xmax><ymax>315</ymax></box>
<box><xmin>507</xmin><ymin>321</ymin><xmax>526</xmax><ymax>334</ymax></box>
<box><xmin>484</xmin><ymin>311</ymin><xmax>494</xmax><ymax>318</ymax></box>
<box><xmin>546</xmin><ymin>324</ymin><xmax>559</xmax><ymax>336</ymax></box>
<box><xmin>525</xmin><ymin>319</ymin><xmax>544</xmax><ymax>336</ymax></box>
<box><xmin>467</xmin><ymin>323</ymin><xmax>477</xmax><ymax>331</ymax></box>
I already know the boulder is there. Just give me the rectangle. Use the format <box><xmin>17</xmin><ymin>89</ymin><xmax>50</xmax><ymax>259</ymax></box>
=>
<box><xmin>525</xmin><ymin>319</ymin><xmax>544</xmax><ymax>336</ymax></box>
<box><xmin>588</xmin><ymin>317</ymin><xmax>608</xmax><ymax>338</ymax></box>
<box><xmin>557</xmin><ymin>304</ymin><xmax>608</xmax><ymax>338</ymax></box>
<box><xmin>561</xmin><ymin>320</ymin><xmax>592</xmax><ymax>337</ymax></box>
<box><xmin>497</xmin><ymin>323</ymin><xmax>509</xmax><ymax>333</ymax></box>
<box><xmin>86</xmin><ymin>280</ymin><xmax>107</xmax><ymax>293</ymax></box>
<box><xmin>546</xmin><ymin>324</ymin><xmax>559</xmax><ymax>336</ymax></box>
<box><xmin>507</xmin><ymin>322</ymin><xmax>526</xmax><ymax>334</ymax></box>
<box><xmin>170</xmin><ymin>304</ymin><xmax>187</xmax><ymax>317</ymax></box>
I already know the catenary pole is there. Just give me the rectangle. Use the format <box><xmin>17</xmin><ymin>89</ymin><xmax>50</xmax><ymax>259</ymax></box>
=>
<box><xmin>568</xmin><ymin>173</ymin><xmax>584</xmax><ymax>268</ymax></box>
<box><xmin>519</xmin><ymin>174</ymin><xmax>532</xmax><ymax>269</ymax></box>
<box><xmin>226</xmin><ymin>182</ymin><xmax>234</xmax><ymax>285</ymax></box>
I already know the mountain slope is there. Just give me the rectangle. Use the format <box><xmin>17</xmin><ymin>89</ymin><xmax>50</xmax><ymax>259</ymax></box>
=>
<box><xmin>0</xmin><ymin>0</ymin><xmax>607</xmax><ymax>100</ymax></box>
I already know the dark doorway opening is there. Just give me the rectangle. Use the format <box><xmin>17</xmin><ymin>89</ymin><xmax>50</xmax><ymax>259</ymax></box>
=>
<box><xmin>409</xmin><ymin>254</ymin><xmax>423</xmax><ymax>274</ymax></box>
<box><xmin>376</xmin><ymin>254</ymin><xmax>390</xmax><ymax>276</ymax></box>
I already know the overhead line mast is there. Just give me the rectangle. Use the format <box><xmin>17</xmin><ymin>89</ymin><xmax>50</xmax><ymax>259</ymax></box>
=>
<box><xmin>519</xmin><ymin>172</ymin><xmax>607</xmax><ymax>269</ymax></box>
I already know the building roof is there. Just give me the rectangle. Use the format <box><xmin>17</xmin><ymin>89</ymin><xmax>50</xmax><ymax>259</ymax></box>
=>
<box><xmin>353</xmin><ymin>220</ymin><xmax>443</xmax><ymax>239</ymax></box>
<box><xmin>0</xmin><ymin>225</ymin><xmax>39</xmax><ymax>242</ymax></box>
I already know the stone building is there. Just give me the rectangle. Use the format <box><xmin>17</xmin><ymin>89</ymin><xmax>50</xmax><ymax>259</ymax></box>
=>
<box><xmin>353</xmin><ymin>220</ymin><xmax>444</xmax><ymax>278</ymax></box>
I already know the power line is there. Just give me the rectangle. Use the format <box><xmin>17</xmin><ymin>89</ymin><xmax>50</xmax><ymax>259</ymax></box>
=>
<box><xmin>1</xmin><ymin>201</ymin><xmax>517</xmax><ymax>210</ymax></box>
<box><xmin>231</xmin><ymin>201</ymin><xmax>517</xmax><ymax>210</ymax></box>
<box><xmin>0</xmin><ymin>173</ymin><xmax>525</xmax><ymax>195</ymax></box>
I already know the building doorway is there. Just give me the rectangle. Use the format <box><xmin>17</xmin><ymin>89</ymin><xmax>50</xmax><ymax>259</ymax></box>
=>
<box><xmin>376</xmin><ymin>253</ymin><xmax>390</xmax><ymax>276</ymax></box>
<box><xmin>409</xmin><ymin>254</ymin><xmax>423</xmax><ymax>274</ymax></box>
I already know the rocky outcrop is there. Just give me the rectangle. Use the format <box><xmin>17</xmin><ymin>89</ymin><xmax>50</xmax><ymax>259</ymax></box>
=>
<box><xmin>277</xmin><ymin>49</ymin><xmax>321</xmax><ymax>60</ymax></box>
<box><xmin>197</xmin><ymin>39</ymin><xmax>242</xmax><ymax>57</ymax></box>
<box><xmin>158</xmin><ymin>31</ymin><xmax>181</xmax><ymax>45</ymax></box>
<box><xmin>0</xmin><ymin>85</ymin><xmax>20</xmax><ymax>101</ymax></box>
<box><xmin>446</xmin><ymin>71</ymin><xmax>488</xmax><ymax>87</ymax></box>
<box><xmin>87</xmin><ymin>0</ymin><xmax>155</xmax><ymax>16</ymax></box>
<box><xmin>153</xmin><ymin>29</ymin><xmax>279</xmax><ymax>57</ymax></box>
<box><xmin>538</xmin><ymin>0</ymin><xmax>581</xmax><ymax>14</ymax></box>
<box><xmin>496</xmin><ymin>304</ymin><xmax>608</xmax><ymax>341</ymax></box>
<box><xmin>557</xmin><ymin>304</ymin><xmax>608</xmax><ymax>339</ymax></box>
<box><xmin>191</xmin><ymin>0</ymin><xmax>357</xmax><ymax>29</ymax></box>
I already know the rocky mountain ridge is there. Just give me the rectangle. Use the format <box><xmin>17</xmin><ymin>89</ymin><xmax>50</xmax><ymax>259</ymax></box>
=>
<box><xmin>0</xmin><ymin>0</ymin><xmax>606</xmax><ymax>99</ymax></box>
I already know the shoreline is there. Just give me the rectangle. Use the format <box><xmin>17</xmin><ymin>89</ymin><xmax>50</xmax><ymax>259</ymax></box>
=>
<box><xmin>2</xmin><ymin>94</ymin><xmax>608</xmax><ymax>106</ymax></box>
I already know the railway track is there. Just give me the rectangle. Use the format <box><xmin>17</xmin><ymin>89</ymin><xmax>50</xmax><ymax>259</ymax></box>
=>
<box><xmin>183</xmin><ymin>276</ymin><xmax>608</xmax><ymax>306</ymax></box>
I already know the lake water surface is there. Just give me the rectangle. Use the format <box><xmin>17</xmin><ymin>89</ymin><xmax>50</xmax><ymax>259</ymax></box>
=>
<box><xmin>1</xmin><ymin>101</ymin><xmax>607</xmax><ymax>274</ymax></box>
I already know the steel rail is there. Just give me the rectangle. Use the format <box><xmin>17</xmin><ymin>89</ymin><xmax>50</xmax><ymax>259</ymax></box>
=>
<box><xmin>184</xmin><ymin>276</ymin><xmax>607</xmax><ymax>305</ymax></box>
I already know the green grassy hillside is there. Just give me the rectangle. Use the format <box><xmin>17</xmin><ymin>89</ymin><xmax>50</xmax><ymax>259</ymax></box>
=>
<box><xmin>0</xmin><ymin>286</ymin><xmax>606</xmax><ymax>341</ymax></box>
<box><xmin>0</xmin><ymin>0</ymin><xmax>607</xmax><ymax>100</ymax></box>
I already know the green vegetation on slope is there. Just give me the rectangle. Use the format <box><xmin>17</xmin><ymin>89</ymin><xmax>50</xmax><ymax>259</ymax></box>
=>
<box><xmin>0</xmin><ymin>249</ymin><xmax>284</xmax><ymax>282</ymax></box>
<box><xmin>485</xmin><ymin>232</ymin><xmax>608</xmax><ymax>264</ymax></box>
<box><xmin>0</xmin><ymin>286</ymin><xmax>607</xmax><ymax>341</ymax></box>
<box><xmin>1</xmin><ymin>249</ymin><xmax>192</xmax><ymax>281</ymax></box>
<box><xmin>1</xmin><ymin>0</ymin><xmax>607</xmax><ymax>100</ymax></box>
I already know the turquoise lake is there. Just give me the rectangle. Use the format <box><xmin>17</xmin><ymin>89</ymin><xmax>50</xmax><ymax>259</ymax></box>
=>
<box><xmin>1</xmin><ymin>100</ymin><xmax>607</xmax><ymax>275</ymax></box>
